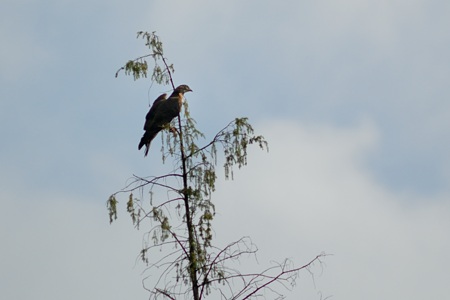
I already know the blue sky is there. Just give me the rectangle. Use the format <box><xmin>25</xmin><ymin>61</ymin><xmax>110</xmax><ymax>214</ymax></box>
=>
<box><xmin>1</xmin><ymin>0</ymin><xmax>450</xmax><ymax>299</ymax></box>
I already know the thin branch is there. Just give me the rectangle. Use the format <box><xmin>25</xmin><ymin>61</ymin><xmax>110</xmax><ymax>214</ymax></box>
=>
<box><xmin>153</xmin><ymin>197</ymin><xmax>184</xmax><ymax>210</ymax></box>
<box><xmin>152</xmin><ymin>209</ymin><xmax>190</xmax><ymax>258</ymax></box>
<box><xmin>115</xmin><ymin>53</ymin><xmax>156</xmax><ymax>78</ymax></box>
<box><xmin>133</xmin><ymin>174</ymin><xmax>182</xmax><ymax>193</ymax></box>
<box><xmin>160</xmin><ymin>55</ymin><xmax>175</xmax><ymax>90</ymax></box>
<box><xmin>155</xmin><ymin>288</ymin><xmax>176</xmax><ymax>300</ymax></box>
<box><xmin>111</xmin><ymin>173</ymin><xmax>182</xmax><ymax>198</ymax></box>
<box><xmin>185</xmin><ymin>120</ymin><xmax>236</xmax><ymax>160</ymax></box>
<box><xmin>239</xmin><ymin>254</ymin><xmax>326</xmax><ymax>300</ymax></box>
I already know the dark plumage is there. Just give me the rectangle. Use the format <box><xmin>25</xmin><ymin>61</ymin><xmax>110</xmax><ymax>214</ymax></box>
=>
<box><xmin>138</xmin><ymin>84</ymin><xmax>193</xmax><ymax>156</ymax></box>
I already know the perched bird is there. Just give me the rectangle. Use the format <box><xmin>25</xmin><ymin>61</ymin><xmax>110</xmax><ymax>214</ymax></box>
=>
<box><xmin>138</xmin><ymin>84</ymin><xmax>193</xmax><ymax>156</ymax></box>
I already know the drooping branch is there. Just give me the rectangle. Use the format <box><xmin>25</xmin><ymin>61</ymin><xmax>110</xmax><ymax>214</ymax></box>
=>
<box><xmin>115</xmin><ymin>53</ymin><xmax>153</xmax><ymax>78</ymax></box>
<box><xmin>115</xmin><ymin>31</ymin><xmax>174</xmax><ymax>84</ymax></box>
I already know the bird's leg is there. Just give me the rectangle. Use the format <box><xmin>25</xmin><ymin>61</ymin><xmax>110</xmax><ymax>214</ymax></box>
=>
<box><xmin>169</xmin><ymin>126</ymin><xmax>179</xmax><ymax>137</ymax></box>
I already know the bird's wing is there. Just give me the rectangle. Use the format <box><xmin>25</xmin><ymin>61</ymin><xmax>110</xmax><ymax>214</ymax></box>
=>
<box><xmin>153</xmin><ymin>93</ymin><xmax>183</xmax><ymax>126</ymax></box>
<box><xmin>143</xmin><ymin>93</ymin><xmax>167</xmax><ymax>130</ymax></box>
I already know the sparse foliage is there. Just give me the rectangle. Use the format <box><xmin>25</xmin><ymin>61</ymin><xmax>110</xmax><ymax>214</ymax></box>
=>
<box><xmin>108</xmin><ymin>31</ymin><xmax>326</xmax><ymax>300</ymax></box>
<box><xmin>115</xmin><ymin>31</ymin><xmax>175</xmax><ymax>85</ymax></box>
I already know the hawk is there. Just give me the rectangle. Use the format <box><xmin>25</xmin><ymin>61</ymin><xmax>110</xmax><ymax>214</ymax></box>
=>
<box><xmin>138</xmin><ymin>84</ymin><xmax>193</xmax><ymax>156</ymax></box>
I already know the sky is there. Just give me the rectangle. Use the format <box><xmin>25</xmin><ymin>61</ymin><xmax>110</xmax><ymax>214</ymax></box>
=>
<box><xmin>1</xmin><ymin>0</ymin><xmax>450</xmax><ymax>299</ymax></box>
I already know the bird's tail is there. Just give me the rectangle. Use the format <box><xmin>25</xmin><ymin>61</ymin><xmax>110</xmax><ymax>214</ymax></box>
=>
<box><xmin>138</xmin><ymin>130</ymin><xmax>160</xmax><ymax>156</ymax></box>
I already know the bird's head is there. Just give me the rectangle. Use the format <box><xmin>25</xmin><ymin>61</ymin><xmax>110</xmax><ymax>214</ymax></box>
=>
<box><xmin>174</xmin><ymin>84</ymin><xmax>193</xmax><ymax>94</ymax></box>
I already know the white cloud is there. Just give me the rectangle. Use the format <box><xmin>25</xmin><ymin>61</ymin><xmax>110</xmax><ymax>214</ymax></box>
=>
<box><xmin>2</xmin><ymin>0</ymin><xmax>450</xmax><ymax>299</ymax></box>
<box><xmin>0</xmin><ymin>189</ymin><xmax>148</xmax><ymax>300</ymax></box>
<box><xmin>212</xmin><ymin>119</ymin><xmax>450</xmax><ymax>299</ymax></box>
<box><xmin>1</xmin><ymin>104</ymin><xmax>449</xmax><ymax>300</ymax></box>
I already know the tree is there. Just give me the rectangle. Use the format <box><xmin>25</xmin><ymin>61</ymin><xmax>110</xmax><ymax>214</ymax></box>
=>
<box><xmin>108</xmin><ymin>31</ymin><xmax>326</xmax><ymax>300</ymax></box>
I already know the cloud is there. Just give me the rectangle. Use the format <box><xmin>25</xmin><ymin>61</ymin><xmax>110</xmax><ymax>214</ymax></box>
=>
<box><xmin>1</xmin><ymin>1</ymin><xmax>450</xmax><ymax>299</ymax></box>
<box><xmin>212</xmin><ymin>119</ymin><xmax>450</xmax><ymax>299</ymax></box>
<box><xmin>2</xmin><ymin>118</ymin><xmax>447</xmax><ymax>300</ymax></box>
<box><xmin>0</xmin><ymin>187</ymin><xmax>148</xmax><ymax>300</ymax></box>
